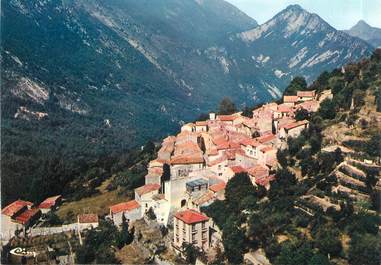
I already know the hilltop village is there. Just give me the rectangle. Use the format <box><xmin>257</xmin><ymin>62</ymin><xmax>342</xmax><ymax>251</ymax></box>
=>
<box><xmin>1</xmin><ymin>89</ymin><xmax>333</xmax><ymax>259</ymax></box>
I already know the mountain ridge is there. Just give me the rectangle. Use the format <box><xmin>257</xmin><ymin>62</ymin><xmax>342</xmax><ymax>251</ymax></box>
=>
<box><xmin>0</xmin><ymin>0</ymin><xmax>375</xmax><ymax>204</ymax></box>
<box><xmin>344</xmin><ymin>20</ymin><xmax>381</xmax><ymax>48</ymax></box>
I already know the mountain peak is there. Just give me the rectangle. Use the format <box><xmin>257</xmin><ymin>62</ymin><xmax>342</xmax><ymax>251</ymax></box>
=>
<box><xmin>351</xmin><ymin>20</ymin><xmax>371</xmax><ymax>30</ymax></box>
<box><xmin>345</xmin><ymin>20</ymin><xmax>381</xmax><ymax>47</ymax></box>
<box><xmin>285</xmin><ymin>4</ymin><xmax>304</xmax><ymax>12</ymax></box>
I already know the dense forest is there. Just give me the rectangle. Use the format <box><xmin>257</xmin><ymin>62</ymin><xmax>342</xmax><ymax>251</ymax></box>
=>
<box><xmin>202</xmin><ymin>49</ymin><xmax>381</xmax><ymax>265</ymax></box>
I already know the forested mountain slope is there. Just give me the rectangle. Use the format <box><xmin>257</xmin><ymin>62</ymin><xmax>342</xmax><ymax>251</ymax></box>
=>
<box><xmin>0</xmin><ymin>0</ymin><xmax>374</xmax><ymax>205</ymax></box>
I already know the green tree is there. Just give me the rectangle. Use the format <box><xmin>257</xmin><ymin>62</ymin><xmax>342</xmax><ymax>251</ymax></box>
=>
<box><xmin>366</xmin><ymin>134</ymin><xmax>381</xmax><ymax>158</ymax></box>
<box><xmin>349</xmin><ymin>233</ymin><xmax>381</xmax><ymax>265</ymax></box>
<box><xmin>352</xmin><ymin>89</ymin><xmax>366</xmax><ymax>110</ymax></box>
<box><xmin>284</xmin><ymin>76</ymin><xmax>308</xmax><ymax>95</ymax></box>
<box><xmin>275</xmin><ymin>240</ymin><xmax>314</xmax><ymax>265</ymax></box>
<box><xmin>295</xmin><ymin>108</ymin><xmax>310</xmax><ymax>121</ymax></box>
<box><xmin>45</xmin><ymin>212</ymin><xmax>63</xmax><ymax>226</ymax></box>
<box><xmin>314</xmin><ymin>226</ymin><xmax>342</xmax><ymax>257</ymax></box>
<box><xmin>218</xmin><ymin>97</ymin><xmax>236</xmax><ymax>115</ymax></box>
<box><xmin>142</xmin><ymin>140</ymin><xmax>155</xmax><ymax>154</ymax></box>
<box><xmin>116</xmin><ymin>215</ymin><xmax>134</xmax><ymax>248</ymax></box>
<box><xmin>318</xmin><ymin>99</ymin><xmax>336</xmax><ymax>119</ymax></box>
<box><xmin>225</xmin><ymin>172</ymin><xmax>256</xmax><ymax>212</ymax></box>
<box><xmin>308</xmin><ymin>253</ymin><xmax>331</xmax><ymax>265</ymax></box>
<box><xmin>276</xmin><ymin>149</ymin><xmax>289</xmax><ymax>168</ymax></box>
<box><xmin>222</xmin><ymin>217</ymin><xmax>246</xmax><ymax>264</ymax></box>
<box><xmin>182</xmin><ymin>243</ymin><xmax>201</xmax><ymax>264</ymax></box>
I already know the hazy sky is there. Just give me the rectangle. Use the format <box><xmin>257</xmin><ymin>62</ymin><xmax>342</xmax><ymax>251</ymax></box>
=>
<box><xmin>225</xmin><ymin>0</ymin><xmax>381</xmax><ymax>29</ymax></box>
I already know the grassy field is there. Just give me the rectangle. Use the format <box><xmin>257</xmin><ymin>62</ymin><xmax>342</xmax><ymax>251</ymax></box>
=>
<box><xmin>57</xmin><ymin>178</ymin><xmax>131</xmax><ymax>222</ymax></box>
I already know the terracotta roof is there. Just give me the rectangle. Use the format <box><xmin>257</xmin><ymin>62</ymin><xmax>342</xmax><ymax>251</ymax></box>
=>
<box><xmin>217</xmin><ymin>115</ymin><xmax>237</xmax><ymax>122</ymax></box>
<box><xmin>78</xmin><ymin>214</ymin><xmax>99</xmax><ymax>224</ymax></box>
<box><xmin>193</xmin><ymin>191</ymin><xmax>215</xmax><ymax>206</ymax></box>
<box><xmin>209</xmin><ymin>182</ymin><xmax>226</xmax><ymax>193</ymax></box>
<box><xmin>240</xmin><ymin>138</ymin><xmax>260</xmax><ymax>147</ymax></box>
<box><xmin>260</xmin><ymin>146</ymin><xmax>275</xmax><ymax>153</ymax></box>
<box><xmin>297</xmin><ymin>90</ymin><xmax>315</xmax><ymax>97</ymax></box>
<box><xmin>230</xmin><ymin>165</ymin><xmax>246</xmax><ymax>174</ymax></box>
<box><xmin>277</xmin><ymin>104</ymin><xmax>293</xmax><ymax>113</ymax></box>
<box><xmin>225</xmin><ymin>149</ymin><xmax>238</xmax><ymax>160</ymax></box>
<box><xmin>2</xmin><ymin>200</ymin><xmax>33</xmax><ymax>217</ymax></box>
<box><xmin>110</xmin><ymin>200</ymin><xmax>140</xmax><ymax>214</ymax></box>
<box><xmin>256</xmin><ymin>174</ymin><xmax>275</xmax><ymax>187</ymax></box>
<box><xmin>207</xmin><ymin>147</ymin><xmax>219</xmax><ymax>156</ymax></box>
<box><xmin>15</xmin><ymin>208</ymin><xmax>41</xmax><ymax>225</ymax></box>
<box><xmin>148</xmin><ymin>167</ymin><xmax>163</xmax><ymax>175</ymax></box>
<box><xmin>195</xmin><ymin>121</ymin><xmax>208</xmax><ymax>126</ymax></box>
<box><xmin>282</xmin><ymin>120</ymin><xmax>309</xmax><ymax>130</ymax></box>
<box><xmin>242</xmin><ymin>119</ymin><xmax>257</xmax><ymax>128</ymax></box>
<box><xmin>38</xmin><ymin>195</ymin><xmax>62</xmax><ymax>209</ymax></box>
<box><xmin>283</xmin><ymin>95</ymin><xmax>299</xmax><ymax>103</ymax></box>
<box><xmin>175</xmin><ymin>209</ymin><xmax>209</xmax><ymax>224</ymax></box>
<box><xmin>170</xmin><ymin>154</ymin><xmax>204</xmax><ymax>165</ymax></box>
<box><xmin>256</xmin><ymin>134</ymin><xmax>276</xmax><ymax>144</ymax></box>
<box><xmin>152</xmin><ymin>194</ymin><xmax>166</xmax><ymax>201</ymax></box>
<box><xmin>207</xmin><ymin>155</ymin><xmax>228</xmax><ymax>166</ymax></box>
<box><xmin>248</xmin><ymin>165</ymin><xmax>269</xmax><ymax>178</ymax></box>
<box><xmin>135</xmin><ymin>184</ymin><xmax>161</xmax><ymax>196</ymax></box>
<box><xmin>297</xmin><ymin>100</ymin><xmax>319</xmax><ymax>111</ymax></box>
<box><xmin>213</xmin><ymin>137</ymin><xmax>230</xmax><ymax>150</ymax></box>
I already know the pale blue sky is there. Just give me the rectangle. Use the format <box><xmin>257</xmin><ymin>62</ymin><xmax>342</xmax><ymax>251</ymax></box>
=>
<box><xmin>225</xmin><ymin>0</ymin><xmax>381</xmax><ymax>29</ymax></box>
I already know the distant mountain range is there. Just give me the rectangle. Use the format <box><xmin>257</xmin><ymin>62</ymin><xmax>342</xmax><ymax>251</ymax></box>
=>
<box><xmin>344</xmin><ymin>20</ymin><xmax>381</xmax><ymax>48</ymax></box>
<box><xmin>2</xmin><ymin>1</ymin><xmax>373</xmax><ymax>143</ymax></box>
<box><xmin>1</xmin><ymin>0</ymin><xmax>376</xmax><ymax>204</ymax></box>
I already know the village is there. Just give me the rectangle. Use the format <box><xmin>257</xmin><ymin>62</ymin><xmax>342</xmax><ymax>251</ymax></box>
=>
<box><xmin>1</xmin><ymin>89</ymin><xmax>334</xmax><ymax>262</ymax></box>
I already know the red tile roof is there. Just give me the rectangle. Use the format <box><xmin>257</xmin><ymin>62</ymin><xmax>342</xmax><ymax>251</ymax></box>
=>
<box><xmin>175</xmin><ymin>209</ymin><xmax>209</xmax><ymax>224</ymax></box>
<box><xmin>230</xmin><ymin>165</ymin><xmax>246</xmax><ymax>174</ymax></box>
<box><xmin>297</xmin><ymin>90</ymin><xmax>315</xmax><ymax>97</ymax></box>
<box><xmin>248</xmin><ymin>165</ymin><xmax>269</xmax><ymax>178</ymax></box>
<box><xmin>2</xmin><ymin>200</ymin><xmax>33</xmax><ymax>217</ymax></box>
<box><xmin>256</xmin><ymin>174</ymin><xmax>276</xmax><ymax>187</ymax></box>
<box><xmin>195</xmin><ymin>121</ymin><xmax>208</xmax><ymax>126</ymax></box>
<box><xmin>217</xmin><ymin>115</ymin><xmax>237</xmax><ymax>122</ymax></box>
<box><xmin>282</xmin><ymin>120</ymin><xmax>309</xmax><ymax>130</ymax></box>
<box><xmin>283</xmin><ymin>95</ymin><xmax>299</xmax><ymax>103</ymax></box>
<box><xmin>213</xmin><ymin>137</ymin><xmax>230</xmax><ymax>150</ymax></box>
<box><xmin>170</xmin><ymin>154</ymin><xmax>204</xmax><ymax>165</ymax></box>
<box><xmin>209</xmin><ymin>182</ymin><xmax>226</xmax><ymax>193</ymax></box>
<box><xmin>14</xmin><ymin>208</ymin><xmax>41</xmax><ymax>225</ymax></box>
<box><xmin>78</xmin><ymin>214</ymin><xmax>99</xmax><ymax>224</ymax></box>
<box><xmin>240</xmin><ymin>138</ymin><xmax>260</xmax><ymax>147</ymax></box>
<box><xmin>260</xmin><ymin>146</ymin><xmax>275</xmax><ymax>153</ymax></box>
<box><xmin>110</xmin><ymin>200</ymin><xmax>140</xmax><ymax>214</ymax></box>
<box><xmin>277</xmin><ymin>104</ymin><xmax>293</xmax><ymax>113</ymax></box>
<box><xmin>256</xmin><ymin>134</ymin><xmax>276</xmax><ymax>144</ymax></box>
<box><xmin>135</xmin><ymin>183</ymin><xmax>161</xmax><ymax>196</ymax></box>
<box><xmin>38</xmin><ymin>195</ymin><xmax>62</xmax><ymax>209</ymax></box>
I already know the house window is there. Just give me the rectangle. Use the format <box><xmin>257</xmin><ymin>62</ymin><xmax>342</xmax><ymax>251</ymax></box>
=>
<box><xmin>192</xmin><ymin>224</ymin><xmax>196</xmax><ymax>232</ymax></box>
<box><xmin>202</xmin><ymin>222</ymin><xmax>206</xmax><ymax>229</ymax></box>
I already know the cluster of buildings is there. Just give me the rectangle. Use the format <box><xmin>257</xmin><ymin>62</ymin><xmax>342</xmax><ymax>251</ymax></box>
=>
<box><xmin>1</xmin><ymin>89</ymin><xmax>331</xmax><ymax>257</ymax></box>
<box><xmin>1</xmin><ymin>195</ymin><xmax>100</xmax><ymax>242</ymax></box>
<box><xmin>107</xmin><ymin>89</ymin><xmax>331</xmax><ymax>254</ymax></box>
<box><xmin>1</xmin><ymin>195</ymin><xmax>62</xmax><ymax>239</ymax></box>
